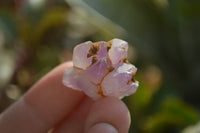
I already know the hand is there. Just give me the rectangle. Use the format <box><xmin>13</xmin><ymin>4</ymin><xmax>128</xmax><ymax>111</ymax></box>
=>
<box><xmin>0</xmin><ymin>62</ymin><xmax>131</xmax><ymax>133</ymax></box>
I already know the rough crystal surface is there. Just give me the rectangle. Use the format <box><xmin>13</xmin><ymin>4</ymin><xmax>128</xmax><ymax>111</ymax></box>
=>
<box><xmin>63</xmin><ymin>38</ymin><xmax>139</xmax><ymax>100</ymax></box>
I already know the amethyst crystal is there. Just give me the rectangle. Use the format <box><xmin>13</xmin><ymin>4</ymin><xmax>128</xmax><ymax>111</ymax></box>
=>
<box><xmin>63</xmin><ymin>39</ymin><xmax>139</xmax><ymax>100</ymax></box>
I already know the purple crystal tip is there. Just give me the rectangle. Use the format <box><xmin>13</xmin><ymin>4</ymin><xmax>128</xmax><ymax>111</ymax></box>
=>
<box><xmin>63</xmin><ymin>38</ymin><xmax>139</xmax><ymax>100</ymax></box>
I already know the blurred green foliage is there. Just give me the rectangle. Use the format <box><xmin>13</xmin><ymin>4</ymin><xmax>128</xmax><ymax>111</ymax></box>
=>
<box><xmin>0</xmin><ymin>0</ymin><xmax>199</xmax><ymax>132</ymax></box>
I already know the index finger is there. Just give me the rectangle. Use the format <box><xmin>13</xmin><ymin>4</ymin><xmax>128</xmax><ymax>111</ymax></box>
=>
<box><xmin>0</xmin><ymin>62</ymin><xmax>85</xmax><ymax>133</ymax></box>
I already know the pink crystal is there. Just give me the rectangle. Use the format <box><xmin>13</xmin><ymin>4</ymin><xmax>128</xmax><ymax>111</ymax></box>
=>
<box><xmin>63</xmin><ymin>38</ymin><xmax>139</xmax><ymax>100</ymax></box>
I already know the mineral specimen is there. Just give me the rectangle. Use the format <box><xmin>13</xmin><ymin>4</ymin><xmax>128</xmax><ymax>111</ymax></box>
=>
<box><xmin>63</xmin><ymin>39</ymin><xmax>139</xmax><ymax>100</ymax></box>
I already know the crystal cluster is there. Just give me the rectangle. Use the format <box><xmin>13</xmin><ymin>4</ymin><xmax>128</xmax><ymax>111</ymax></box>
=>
<box><xmin>63</xmin><ymin>38</ymin><xmax>139</xmax><ymax>100</ymax></box>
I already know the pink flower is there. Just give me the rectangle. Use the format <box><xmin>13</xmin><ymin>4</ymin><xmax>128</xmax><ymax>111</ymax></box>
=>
<box><xmin>63</xmin><ymin>38</ymin><xmax>139</xmax><ymax>100</ymax></box>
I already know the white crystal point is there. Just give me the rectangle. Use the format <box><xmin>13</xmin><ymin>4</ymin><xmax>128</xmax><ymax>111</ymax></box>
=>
<box><xmin>117</xmin><ymin>81</ymin><xmax>139</xmax><ymax>99</ymax></box>
<box><xmin>101</xmin><ymin>63</ymin><xmax>138</xmax><ymax>99</ymax></box>
<box><xmin>73</xmin><ymin>41</ymin><xmax>93</xmax><ymax>69</ymax></box>
<box><xmin>63</xmin><ymin>38</ymin><xmax>139</xmax><ymax>100</ymax></box>
<box><xmin>108</xmin><ymin>38</ymin><xmax>128</xmax><ymax>65</ymax></box>
<box><xmin>63</xmin><ymin>67</ymin><xmax>101</xmax><ymax>100</ymax></box>
<box><xmin>63</xmin><ymin>67</ymin><xmax>82</xmax><ymax>91</ymax></box>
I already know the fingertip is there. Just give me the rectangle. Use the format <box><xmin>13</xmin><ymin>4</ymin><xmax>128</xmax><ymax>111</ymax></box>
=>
<box><xmin>84</xmin><ymin>97</ymin><xmax>131</xmax><ymax>133</ymax></box>
<box><xmin>88</xmin><ymin>123</ymin><xmax>118</xmax><ymax>133</ymax></box>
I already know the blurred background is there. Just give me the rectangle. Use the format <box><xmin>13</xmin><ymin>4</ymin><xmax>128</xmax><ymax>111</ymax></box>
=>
<box><xmin>0</xmin><ymin>0</ymin><xmax>200</xmax><ymax>132</ymax></box>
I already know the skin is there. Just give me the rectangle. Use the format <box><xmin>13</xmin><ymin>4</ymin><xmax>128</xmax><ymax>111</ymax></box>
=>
<box><xmin>0</xmin><ymin>62</ymin><xmax>131</xmax><ymax>133</ymax></box>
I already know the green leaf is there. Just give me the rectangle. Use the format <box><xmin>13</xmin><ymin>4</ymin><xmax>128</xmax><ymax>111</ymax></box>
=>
<box><xmin>144</xmin><ymin>97</ymin><xmax>199</xmax><ymax>133</ymax></box>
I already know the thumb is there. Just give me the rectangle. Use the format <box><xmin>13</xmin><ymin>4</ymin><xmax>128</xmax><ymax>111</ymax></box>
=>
<box><xmin>84</xmin><ymin>97</ymin><xmax>131</xmax><ymax>133</ymax></box>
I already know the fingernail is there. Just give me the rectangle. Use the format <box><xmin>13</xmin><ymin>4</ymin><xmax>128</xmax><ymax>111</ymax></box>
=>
<box><xmin>88</xmin><ymin>123</ymin><xmax>118</xmax><ymax>133</ymax></box>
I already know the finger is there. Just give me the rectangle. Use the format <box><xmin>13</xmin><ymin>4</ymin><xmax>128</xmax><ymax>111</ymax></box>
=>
<box><xmin>84</xmin><ymin>97</ymin><xmax>131</xmax><ymax>133</ymax></box>
<box><xmin>0</xmin><ymin>62</ymin><xmax>85</xmax><ymax>133</ymax></box>
<box><xmin>53</xmin><ymin>97</ymin><xmax>94</xmax><ymax>133</ymax></box>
